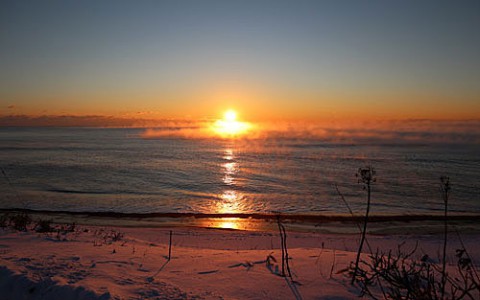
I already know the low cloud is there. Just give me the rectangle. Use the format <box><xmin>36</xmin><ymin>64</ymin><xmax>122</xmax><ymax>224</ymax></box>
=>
<box><xmin>255</xmin><ymin>119</ymin><xmax>480</xmax><ymax>145</ymax></box>
<box><xmin>140</xmin><ymin>119</ymin><xmax>480</xmax><ymax>145</ymax></box>
<box><xmin>0</xmin><ymin>114</ymin><xmax>196</xmax><ymax>128</ymax></box>
<box><xmin>1</xmin><ymin>114</ymin><xmax>478</xmax><ymax>144</ymax></box>
<box><xmin>0</xmin><ymin>115</ymin><xmax>134</xmax><ymax>127</ymax></box>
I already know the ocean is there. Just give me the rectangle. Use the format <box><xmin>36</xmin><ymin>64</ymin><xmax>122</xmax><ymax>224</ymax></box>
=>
<box><xmin>0</xmin><ymin>127</ymin><xmax>479</xmax><ymax>216</ymax></box>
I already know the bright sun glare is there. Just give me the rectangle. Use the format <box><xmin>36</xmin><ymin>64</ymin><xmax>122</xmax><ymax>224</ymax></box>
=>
<box><xmin>224</xmin><ymin>110</ymin><xmax>237</xmax><ymax>122</ymax></box>
<box><xmin>212</xmin><ymin>109</ymin><xmax>251</xmax><ymax>137</ymax></box>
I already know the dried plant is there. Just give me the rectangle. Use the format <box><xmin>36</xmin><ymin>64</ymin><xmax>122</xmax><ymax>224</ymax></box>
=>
<box><xmin>35</xmin><ymin>219</ymin><xmax>54</xmax><ymax>233</ymax></box>
<box><xmin>0</xmin><ymin>213</ymin><xmax>8</xmax><ymax>228</ymax></box>
<box><xmin>352</xmin><ymin>166</ymin><xmax>376</xmax><ymax>284</ymax></box>
<box><xmin>348</xmin><ymin>175</ymin><xmax>480</xmax><ymax>299</ymax></box>
<box><xmin>440</xmin><ymin>176</ymin><xmax>450</xmax><ymax>298</ymax></box>
<box><xmin>350</xmin><ymin>243</ymin><xmax>480</xmax><ymax>299</ymax></box>
<box><xmin>9</xmin><ymin>213</ymin><xmax>32</xmax><ymax>231</ymax></box>
<box><xmin>277</xmin><ymin>216</ymin><xmax>292</xmax><ymax>278</ymax></box>
<box><xmin>93</xmin><ymin>228</ymin><xmax>125</xmax><ymax>246</ymax></box>
<box><xmin>168</xmin><ymin>230</ymin><xmax>173</xmax><ymax>261</ymax></box>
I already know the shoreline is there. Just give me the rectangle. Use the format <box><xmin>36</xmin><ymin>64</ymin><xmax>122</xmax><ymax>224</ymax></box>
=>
<box><xmin>2</xmin><ymin>208</ymin><xmax>480</xmax><ymax>235</ymax></box>
<box><xmin>3</xmin><ymin>207</ymin><xmax>480</xmax><ymax>221</ymax></box>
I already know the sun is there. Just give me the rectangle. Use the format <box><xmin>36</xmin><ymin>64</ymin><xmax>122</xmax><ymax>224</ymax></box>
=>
<box><xmin>212</xmin><ymin>109</ymin><xmax>251</xmax><ymax>137</ymax></box>
<box><xmin>224</xmin><ymin>110</ymin><xmax>237</xmax><ymax>122</ymax></box>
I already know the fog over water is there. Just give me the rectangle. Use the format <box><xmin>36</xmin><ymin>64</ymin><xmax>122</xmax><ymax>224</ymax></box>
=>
<box><xmin>0</xmin><ymin>127</ymin><xmax>479</xmax><ymax>216</ymax></box>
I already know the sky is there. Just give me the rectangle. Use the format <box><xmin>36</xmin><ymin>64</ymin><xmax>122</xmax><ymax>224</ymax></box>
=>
<box><xmin>1</xmin><ymin>0</ymin><xmax>479</xmax><ymax>124</ymax></box>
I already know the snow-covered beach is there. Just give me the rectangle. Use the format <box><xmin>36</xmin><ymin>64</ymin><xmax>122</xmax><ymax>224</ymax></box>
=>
<box><xmin>1</xmin><ymin>215</ymin><xmax>479</xmax><ymax>300</ymax></box>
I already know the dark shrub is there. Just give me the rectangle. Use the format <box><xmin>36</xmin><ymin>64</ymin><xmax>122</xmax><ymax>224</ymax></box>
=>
<box><xmin>9</xmin><ymin>213</ymin><xmax>31</xmax><ymax>231</ymax></box>
<box><xmin>35</xmin><ymin>219</ymin><xmax>54</xmax><ymax>233</ymax></box>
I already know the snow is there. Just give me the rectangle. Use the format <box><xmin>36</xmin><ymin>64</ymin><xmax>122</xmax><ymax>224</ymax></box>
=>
<box><xmin>1</xmin><ymin>223</ymin><xmax>478</xmax><ymax>299</ymax></box>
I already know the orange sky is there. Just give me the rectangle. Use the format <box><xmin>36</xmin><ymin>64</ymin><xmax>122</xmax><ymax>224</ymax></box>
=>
<box><xmin>3</xmin><ymin>88</ymin><xmax>479</xmax><ymax>123</ymax></box>
<box><xmin>1</xmin><ymin>1</ymin><xmax>479</xmax><ymax>124</ymax></box>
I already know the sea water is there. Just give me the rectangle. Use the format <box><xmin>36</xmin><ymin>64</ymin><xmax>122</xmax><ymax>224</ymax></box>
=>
<box><xmin>0</xmin><ymin>127</ymin><xmax>479</xmax><ymax>216</ymax></box>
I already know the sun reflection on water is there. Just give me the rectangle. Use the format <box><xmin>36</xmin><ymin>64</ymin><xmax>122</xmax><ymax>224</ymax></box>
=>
<box><xmin>215</xmin><ymin>218</ymin><xmax>241</xmax><ymax>230</ymax></box>
<box><xmin>223</xmin><ymin>149</ymin><xmax>233</xmax><ymax>160</ymax></box>
<box><xmin>220</xmin><ymin>148</ymin><xmax>241</xmax><ymax>206</ymax></box>
<box><xmin>209</xmin><ymin>147</ymin><xmax>246</xmax><ymax>229</ymax></box>
<box><xmin>222</xmin><ymin>162</ymin><xmax>237</xmax><ymax>185</ymax></box>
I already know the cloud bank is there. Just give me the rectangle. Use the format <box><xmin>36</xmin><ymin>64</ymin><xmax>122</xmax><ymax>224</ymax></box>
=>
<box><xmin>140</xmin><ymin>119</ymin><xmax>480</xmax><ymax>145</ymax></box>
<box><xmin>1</xmin><ymin>114</ymin><xmax>479</xmax><ymax>145</ymax></box>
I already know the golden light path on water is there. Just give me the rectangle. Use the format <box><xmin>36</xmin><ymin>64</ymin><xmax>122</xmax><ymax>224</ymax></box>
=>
<box><xmin>219</xmin><ymin>147</ymin><xmax>242</xmax><ymax>229</ymax></box>
<box><xmin>201</xmin><ymin>147</ymin><xmax>245</xmax><ymax>230</ymax></box>
<box><xmin>201</xmin><ymin>110</ymin><xmax>257</xmax><ymax>230</ymax></box>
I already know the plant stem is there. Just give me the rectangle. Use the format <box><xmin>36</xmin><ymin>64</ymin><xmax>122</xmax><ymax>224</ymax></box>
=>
<box><xmin>441</xmin><ymin>184</ymin><xmax>448</xmax><ymax>299</ymax></box>
<box><xmin>168</xmin><ymin>230</ymin><xmax>172</xmax><ymax>261</ymax></box>
<box><xmin>352</xmin><ymin>182</ymin><xmax>371</xmax><ymax>284</ymax></box>
<box><xmin>281</xmin><ymin>223</ymin><xmax>292</xmax><ymax>278</ymax></box>
<box><xmin>335</xmin><ymin>183</ymin><xmax>373</xmax><ymax>254</ymax></box>
<box><xmin>278</xmin><ymin>217</ymin><xmax>285</xmax><ymax>276</ymax></box>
